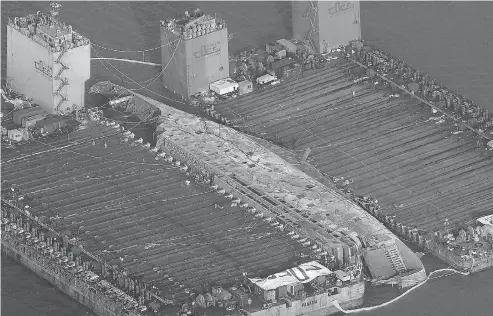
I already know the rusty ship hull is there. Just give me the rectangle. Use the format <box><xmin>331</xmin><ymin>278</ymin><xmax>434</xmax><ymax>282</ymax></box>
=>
<box><xmin>207</xmin><ymin>46</ymin><xmax>493</xmax><ymax>272</ymax></box>
<box><xmin>1</xmin><ymin>105</ymin><xmax>369</xmax><ymax>316</ymax></box>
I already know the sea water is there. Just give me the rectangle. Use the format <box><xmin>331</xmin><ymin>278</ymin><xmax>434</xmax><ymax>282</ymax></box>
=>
<box><xmin>2</xmin><ymin>2</ymin><xmax>492</xmax><ymax>315</ymax></box>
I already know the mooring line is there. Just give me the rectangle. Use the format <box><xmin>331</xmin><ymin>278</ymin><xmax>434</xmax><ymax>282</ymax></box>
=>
<box><xmin>332</xmin><ymin>261</ymin><xmax>474</xmax><ymax>313</ymax></box>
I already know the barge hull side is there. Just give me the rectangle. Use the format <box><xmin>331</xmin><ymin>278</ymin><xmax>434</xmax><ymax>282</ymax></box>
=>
<box><xmin>1</xmin><ymin>239</ymin><xmax>131</xmax><ymax>316</ymax></box>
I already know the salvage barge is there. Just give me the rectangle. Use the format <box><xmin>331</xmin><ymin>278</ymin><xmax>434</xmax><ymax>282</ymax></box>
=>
<box><xmin>2</xmin><ymin>88</ymin><xmax>426</xmax><ymax>316</ymax></box>
<box><xmin>2</xmin><ymin>2</ymin><xmax>488</xmax><ymax>316</ymax></box>
<box><xmin>143</xmin><ymin>91</ymin><xmax>426</xmax><ymax>286</ymax></box>
<box><xmin>1</xmin><ymin>119</ymin><xmax>357</xmax><ymax>316</ymax></box>
<box><xmin>206</xmin><ymin>44</ymin><xmax>493</xmax><ymax>272</ymax></box>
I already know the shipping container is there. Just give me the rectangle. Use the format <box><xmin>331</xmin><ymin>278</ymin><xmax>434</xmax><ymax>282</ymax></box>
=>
<box><xmin>279</xmin><ymin>67</ymin><xmax>289</xmax><ymax>80</ymax></box>
<box><xmin>35</xmin><ymin>116</ymin><xmax>72</xmax><ymax>135</ymax></box>
<box><xmin>293</xmin><ymin>63</ymin><xmax>302</xmax><ymax>76</ymax></box>
<box><xmin>238</xmin><ymin>80</ymin><xmax>253</xmax><ymax>95</ymax></box>
<box><xmin>22</xmin><ymin>114</ymin><xmax>46</xmax><ymax>128</ymax></box>
<box><xmin>210</xmin><ymin>78</ymin><xmax>239</xmax><ymax>95</ymax></box>
<box><xmin>1</xmin><ymin>126</ymin><xmax>7</xmax><ymax>136</ymax></box>
<box><xmin>253</xmin><ymin>52</ymin><xmax>270</xmax><ymax>64</ymax></box>
<box><xmin>274</xmin><ymin>49</ymin><xmax>287</xmax><ymax>60</ymax></box>
<box><xmin>265</xmin><ymin>42</ymin><xmax>283</xmax><ymax>54</ymax></box>
<box><xmin>12</xmin><ymin>106</ymin><xmax>45</xmax><ymax>125</ymax></box>
<box><xmin>229</xmin><ymin>287</ymin><xmax>249</xmax><ymax>306</ymax></box>
<box><xmin>256</xmin><ymin>74</ymin><xmax>276</xmax><ymax>85</ymax></box>
<box><xmin>334</xmin><ymin>270</ymin><xmax>351</xmax><ymax>282</ymax></box>
<box><xmin>270</xmin><ymin>58</ymin><xmax>296</xmax><ymax>72</ymax></box>
<box><xmin>293</xmin><ymin>284</ymin><xmax>304</xmax><ymax>295</ymax></box>
<box><xmin>281</xmin><ymin>63</ymin><xmax>302</xmax><ymax>80</ymax></box>
<box><xmin>282</xmin><ymin>68</ymin><xmax>294</xmax><ymax>81</ymax></box>
<box><xmin>266</xmin><ymin>55</ymin><xmax>275</xmax><ymax>67</ymax></box>
<box><xmin>7</xmin><ymin>128</ymin><xmax>27</xmax><ymax>142</ymax></box>
<box><xmin>276</xmin><ymin>285</ymin><xmax>287</xmax><ymax>299</ymax></box>
<box><xmin>266</xmin><ymin>42</ymin><xmax>286</xmax><ymax>59</ymax></box>
<box><xmin>263</xmin><ymin>289</ymin><xmax>276</xmax><ymax>301</ymax></box>
<box><xmin>276</xmin><ymin>39</ymin><xmax>297</xmax><ymax>54</ymax></box>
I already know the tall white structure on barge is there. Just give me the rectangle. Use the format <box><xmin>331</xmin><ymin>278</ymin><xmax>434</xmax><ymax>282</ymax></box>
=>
<box><xmin>6</xmin><ymin>2</ymin><xmax>90</xmax><ymax>115</ymax></box>
<box><xmin>292</xmin><ymin>0</ymin><xmax>361</xmax><ymax>54</ymax></box>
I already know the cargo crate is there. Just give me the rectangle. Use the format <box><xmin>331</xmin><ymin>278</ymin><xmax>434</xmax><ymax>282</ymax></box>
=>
<box><xmin>12</xmin><ymin>106</ymin><xmax>45</xmax><ymax>125</ymax></box>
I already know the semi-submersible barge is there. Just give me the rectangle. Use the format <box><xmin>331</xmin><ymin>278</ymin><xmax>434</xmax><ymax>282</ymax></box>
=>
<box><xmin>2</xmin><ymin>102</ymin><xmax>425</xmax><ymax>316</ymax></box>
<box><xmin>2</xmin><ymin>1</ymin><xmax>492</xmax><ymax>316</ymax></box>
<box><xmin>207</xmin><ymin>49</ymin><xmax>493</xmax><ymax>273</ymax></box>
<box><xmin>192</xmin><ymin>3</ymin><xmax>493</xmax><ymax>273</ymax></box>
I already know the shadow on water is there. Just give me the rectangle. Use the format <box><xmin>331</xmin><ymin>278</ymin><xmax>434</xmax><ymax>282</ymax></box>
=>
<box><xmin>1</xmin><ymin>254</ymin><xmax>95</xmax><ymax>316</ymax></box>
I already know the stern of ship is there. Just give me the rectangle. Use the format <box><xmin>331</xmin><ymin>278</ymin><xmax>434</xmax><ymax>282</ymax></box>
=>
<box><xmin>363</xmin><ymin>235</ymin><xmax>426</xmax><ymax>288</ymax></box>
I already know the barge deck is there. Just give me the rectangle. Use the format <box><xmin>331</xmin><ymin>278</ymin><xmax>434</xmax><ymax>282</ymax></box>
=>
<box><xmin>1</xmin><ymin>122</ymin><xmax>313</xmax><ymax>301</ymax></box>
<box><xmin>213</xmin><ymin>60</ymin><xmax>493</xmax><ymax>233</ymax></box>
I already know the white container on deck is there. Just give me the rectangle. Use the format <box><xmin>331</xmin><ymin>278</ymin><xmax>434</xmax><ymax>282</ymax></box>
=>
<box><xmin>256</xmin><ymin>74</ymin><xmax>276</xmax><ymax>85</ymax></box>
<box><xmin>7</xmin><ymin>128</ymin><xmax>27</xmax><ymax>142</ymax></box>
<box><xmin>276</xmin><ymin>39</ymin><xmax>297</xmax><ymax>54</ymax></box>
<box><xmin>210</xmin><ymin>78</ymin><xmax>239</xmax><ymax>96</ymax></box>
<box><xmin>109</xmin><ymin>95</ymin><xmax>133</xmax><ymax>106</ymax></box>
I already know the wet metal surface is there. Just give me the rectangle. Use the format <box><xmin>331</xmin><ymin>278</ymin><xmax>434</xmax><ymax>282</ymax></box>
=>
<box><xmin>1</xmin><ymin>122</ymin><xmax>309</xmax><ymax>300</ymax></box>
<box><xmin>214</xmin><ymin>61</ymin><xmax>493</xmax><ymax>232</ymax></box>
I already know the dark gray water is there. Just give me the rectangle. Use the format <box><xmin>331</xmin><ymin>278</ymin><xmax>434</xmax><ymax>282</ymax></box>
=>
<box><xmin>2</xmin><ymin>1</ymin><xmax>493</xmax><ymax>316</ymax></box>
<box><xmin>361</xmin><ymin>1</ymin><xmax>493</xmax><ymax>111</ymax></box>
<box><xmin>1</xmin><ymin>255</ymin><xmax>93</xmax><ymax>316</ymax></box>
